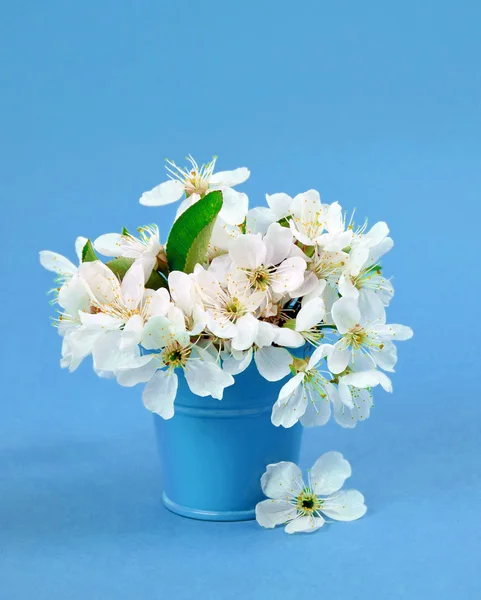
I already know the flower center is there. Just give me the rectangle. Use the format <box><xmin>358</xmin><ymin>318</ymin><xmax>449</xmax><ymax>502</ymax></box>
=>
<box><xmin>165</xmin><ymin>155</ymin><xmax>216</xmax><ymax>197</ymax></box>
<box><xmin>309</xmin><ymin>251</ymin><xmax>345</xmax><ymax>281</ymax></box>
<box><xmin>162</xmin><ymin>341</ymin><xmax>191</xmax><ymax>369</ymax></box>
<box><xmin>224</xmin><ymin>297</ymin><xmax>245</xmax><ymax>323</ymax></box>
<box><xmin>296</xmin><ymin>489</ymin><xmax>322</xmax><ymax>515</ymax></box>
<box><xmin>248</xmin><ymin>267</ymin><xmax>271</xmax><ymax>291</ymax></box>
<box><xmin>345</xmin><ymin>324</ymin><xmax>366</xmax><ymax>349</ymax></box>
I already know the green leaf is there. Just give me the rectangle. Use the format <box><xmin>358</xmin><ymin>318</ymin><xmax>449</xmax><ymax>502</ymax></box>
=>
<box><xmin>105</xmin><ymin>257</ymin><xmax>167</xmax><ymax>290</ymax></box>
<box><xmin>105</xmin><ymin>257</ymin><xmax>134</xmax><ymax>279</ymax></box>
<box><xmin>121</xmin><ymin>226</ymin><xmax>130</xmax><ymax>236</ymax></box>
<box><xmin>166</xmin><ymin>190</ymin><xmax>223</xmax><ymax>274</ymax></box>
<box><xmin>81</xmin><ymin>239</ymin><xmax>99</xmax><ymax>262</ymax></box>
<box><xmin>146</xmin><ymin>270</ymin><xmax>168</xmax><ymax>290</ymax></box>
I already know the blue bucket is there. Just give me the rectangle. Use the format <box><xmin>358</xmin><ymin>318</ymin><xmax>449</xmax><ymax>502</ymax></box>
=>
<box><xmin>152</xmin><ymin>362</ymin><xmax>302</xmax><ymax>521</ymax></box>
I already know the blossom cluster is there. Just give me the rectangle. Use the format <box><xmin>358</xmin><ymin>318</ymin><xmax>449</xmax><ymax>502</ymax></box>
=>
<box><xmin>40</xmin><ymin>156</ymin><xmax>412</xmax><ymax>428</ymax></box>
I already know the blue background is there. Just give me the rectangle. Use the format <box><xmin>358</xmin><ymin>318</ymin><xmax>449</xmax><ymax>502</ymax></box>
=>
<box><xmin>1</xmin><ymin>1</ymin><xmax>480</xmax><ymax>598</ymax></box>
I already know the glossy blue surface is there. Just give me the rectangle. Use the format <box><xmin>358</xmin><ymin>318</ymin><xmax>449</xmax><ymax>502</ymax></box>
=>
<box><xmin>153</xmin><ymin>365</ymin><xmax>302</xmax><ymax>520</ymax></box>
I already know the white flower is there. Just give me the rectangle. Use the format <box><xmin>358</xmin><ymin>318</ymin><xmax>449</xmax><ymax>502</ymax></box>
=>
<box><xmin>168</xmin><ymin>271</ymin><xmax>206</xmax><ymax>335</ymax></box>
<box><xmin>77</xmin><ymin>260</ymin><xmax>170</xmax><ymax>372</ymax></box>
<box><xmin>139</xmin><ymin>155</ymin><xmax>250</xmax><ymax>226</ymax></box>
<box><xmin>338</xmin><ymin>221</ymin><xmax>394</xmax><ymax>310</ymax></box>
<box><xmin>221</xmin><ymin>322</ymin><xmax>293</xmax><ymax>382</ymax></box>
<box><xmin>348</xmin><ymin>221</ymin><xmax>392</xmax><ymax>277</ymax></box>
<box><xmin>271</xmin><ymin>344</ymin><xmax>336</xmax><ymax>428</ymax></box>
<box><xmin>55</xmin><ymin>275</ymin><xmax>99</xmax><ymax>372</ymax></box>
<box><xmin>227</xmin><ymin>224</ymin><xmax>307</xmax><ymax>315</ymax></box>
<box><xmin>39</xmin><ymin>236</ymin><xmax>87</xmax><ymax>282</ymax></box>
<box><xmin>117</xmin><ymin>315</ymin><xmax>234</xmax><ymax>418</ymax></box>
<box><xmin>308</xmin><ymin>247</ymin><xmax>348</xmax><ymax>288</ymax></box>
<box><xmin>266</xmin><ymin>190</ymin><xmax>349</xmax><ymax>248</ymax></box>
<box><xmin>193</xmin><ymin>266</ymin><xmax>263</xmax><ymax>351</ymax></box>
<box><xmin>256</xmin><ymin>452</ymin><xmax>366</xmax><ymax>533</ymax></box>
<box><xmin>331</xmin><ymin>368</ymin><xmax>393</xmax><ymax>428</ymax></box>
<box><xmin>94</xmin><ymin>225</ymin><xmax>163</xmax><ymax>279</ymax></box>
<box><xmin>328</xmin><ymin>296</ymin><xmax>413</xmax><ymax>375</ymax></box>
<box><xmin>55</xmin><ymin>275</ymin><xmax>91</xmax><ymax>335</ymax></box>
<box><xmin>274</xmin><ymin>297</ymin><xmax>327</xmax><ymax>348</ymax></box>
<box><xmin>286</xmin><ymin>190</ymin><xmax>327</xmax><ymax>246</ymax></box>
<box><xmin>208</xmin><ymin>206</ymin><xmax>278</xmax><ymax>258</ymax></box>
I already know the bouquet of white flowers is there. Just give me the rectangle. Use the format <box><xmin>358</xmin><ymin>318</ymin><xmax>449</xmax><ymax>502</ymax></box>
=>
<box><xmin>40</xmin><ymin>155</ymin><xmax>412</xmax><ymax>429</ymax></box>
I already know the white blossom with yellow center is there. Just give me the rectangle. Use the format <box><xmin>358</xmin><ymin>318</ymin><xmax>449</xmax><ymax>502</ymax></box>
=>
<box><xmin>256</xmin><ymin>452</ymin><xmax>366</xmax><ymax>533</ymax></box>
<box><xmin>328</xmin><ymin>296</ymin><xmax>413</xmax><ymax>375</ymax></box>
<box><xmin>227</xmin><ymin>223</ymin><xmax>307</xmax><ymax>316</ymax></box>
<box><xmin>115</xmin><ymin>315</ymin><xmax>234</xmax><ymax>419</ymax></box>
<box><xmin>139</xmin><ymin>155</ymin><xmax>250</xmax><ymax>226</ymax></box>
<box><xmin>93</xmin><ymin>225</ymin><xmax>164</xmax><ymax>279</ymax></box>
<box><xmin>74</xmin><ymin>260</ymin><xmax>170</xmax><ymax>373</ymax></box>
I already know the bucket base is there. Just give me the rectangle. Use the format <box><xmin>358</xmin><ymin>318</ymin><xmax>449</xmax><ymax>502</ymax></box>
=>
<box><xmin>162</xmin><ymin>492</ymin><xmax>256</xmax><ymax>522</ymax></box>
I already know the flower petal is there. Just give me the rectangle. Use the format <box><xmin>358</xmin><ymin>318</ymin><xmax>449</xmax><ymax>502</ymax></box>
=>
<box><xmin>327</xmin><ymin>345</ymin><xmax>351</xmax><ymax>374</ymax></box>
<box><xmin>321</xmin><ymin>489</ymin><xmax>367</xmax><ymax>521</ymax></box>
<box><xmin>142</xmin><ymin>370</ymin><xmax>178</xmax><ymax>419</ymax></box>
<box><xmin>120</xmin><ymin>314</ymin><xmax>144</xmax><ymax>349</ymax></box>
<box><xmin>310</xmin><ymin>451</ymin><xmax>352</xmax><ymax>495</ymax></box>
<box><xmin>372</xmin><ymin>340</ymin><xmax>397</xmax><ymax>372</ymax></box>
<box><xmin>57</xmin><ymin>275</ymin><xmax>90</xmax><ymax>317</ymax></box>
<box><xmin>142</xmin><ymin>288</ymin><xmax>170</xmax><ymax>319</ymax></box>
<box><xmin>364</xmin><ymin>221</ymin><xmax>388</xmax><ymax>248</ymax></box>
<box><xmin>265</xmin><ymin>192</ymin><xmax>293</xmax><ymax>220</ymax></box>
<box><xmin>121</xmin><ymin>261</ymin><xmax>145</xmax><ymax>310</ymax></box>
<box><xmin>79</xmin><ymin>311</ymin><xmax>122</xmax><ymax>330</ymax></box>
<box><xmin>289</xmin><ymin>221</ymin><xmax>315</xmax><ymax>246</ymax></box>
<box><xmin>246</xmin><ymin>206</ymin><xmax>276</xmax><ymax>235</ymax></box>
<box><xmin>372</xmin><ymin>324</ymin><xmax>413</xmax><ymax>341</ymax></box>
<box><xmin>221</xmin><ymin>348</ymin><xmax>253</xmax><ymax>375</ymax></box>
<box><xmin>271</xmin><ymin>373</ymin><xmax>307</xmax><ymax>428</ymax></box>
<box><xmin>218</xmin><ymin>188</ymin><xmax>248</xmax><ymax>226</ymax></box>
<box><xmin>338</xmin><ymin>272</ymin><xmax>359</xmax><ymax>299</ymax></box>
<box><xmin>229</xmin><ymin>233</ymin><xmax>265</xmax><ymax>270</ymax></box>
<box><xmin>348</xmin><ymin>245</ymin><xmax>369</xmax><ymax>277</ymax></box>
<box><xmin>274</xmin><ymin>326</ymin><xmax>305</xmax><ymax>348</ymax></box>
<box><xmin>139</xmin><ymin>180</ymin><xmax>185</xmax><ymax>206</ymax></box>
<box><xmin>168</xmin><ymin>271</ymin><xmax>196</xmax><ymax>316</ymax></box>
<box><xmin>264</xmin><ymin>222</ymin><xmax>293</xmax><ymax>265</ymax></box>
<box><xmin>255</xmin><ymin>499</ymin><xmax>298</xmax><ymax>529</ymax></box>
<box><xmin>93</xmin><ymin>233</ymin><xmax>124</xmax><ymax>257</ymax></box>
<box><xmin>296</xmin><ymin>298</ymin><xmax>325</xmax><ymax>332</ymax></box>
<box><xmin>299</xmin><ymin>382</ymin><xmax>331</xmax><ymax>427</ymax></box>
<box><xmin>183</xmin><ymin>355</ymin><xmax>234</xmax><ymax>399</ymax></box>
<box><xmin>307</xmin><ymin>343</ymin><xmax>333</xmax><ymax>370</ymax></box>
<box><xmin>231</xmin><ymin>313</ymin><xmax>259</xmax><ymax>351</ymax></box>
<box><xmin>271</xmin><ymin>257</ymin><xmax>306</xmax><ymax>294</ymax></box>
<box><xmin>92</xmin><ymin>330</ymin><xmax>137</xmax><ymax>372</ymax></box>
<box><xmin>78</xmin><ymin>261</ymin><xmax>122</xmax><ymax>305</ymax></box>
<box><xmin>209</xmin><ymin>167</ymin><xmax>250</xmax><ymax>187</ymax></box>
<box><xmin>290</xmin><ymin>271</ymin><xmax>320</xmax><ymax>299</ymax></box>
<box><xmin>39</xmin><ymin>251</ymin><xmax>77</xmax><ymax>277</ymax></box>
<box><xmin>255</xmin><ymin>346</ymin><xmax>292</xmax><ymax>382</ymax></box>
<box><xmin>141</xmin><ymin>316</ymin><xmax>173</xmax><ymax>349</ymax></box>
<box><xmin>116</xmin><ymin>355</ymin><xmax>158</xmax><ymax>387</ymax></box>
<box><xmin>260</xmin><ymin>461</ymin><xmax>304</xmax><ymax>500</ymax></box>
<box><xmin>341</xmin><ymin>370</ymin><xmax>392</xmax><ymax>392</ymax></box>
<box><xmin>255</xmin><ymin>321</ymin><xmax>276</xmax><ymax>348</ymax></box>
<box><xmin>285</xmin><ymin>515</ymin><xmax>324</xmax><ymax>534</ymax></box>
<box><xmin>369</xmin><ymin>236</ymin><xmax>394</xmax><ymax>263</ymax></box>
<box><xmin>331</xmin><ymin>297</ymin><xmax>360</xmax><ymax>334</ymax></box>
